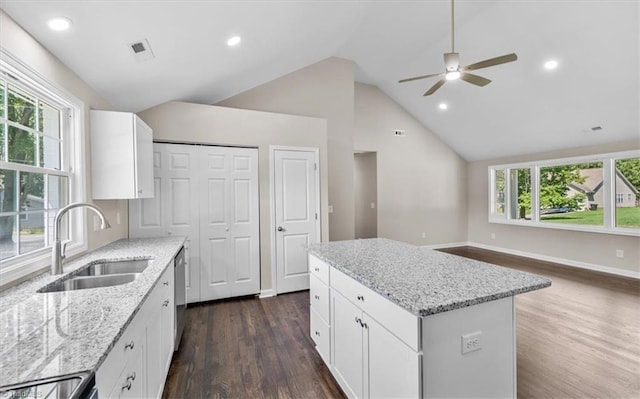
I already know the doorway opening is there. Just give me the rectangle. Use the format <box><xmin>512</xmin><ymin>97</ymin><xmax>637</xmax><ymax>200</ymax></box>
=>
<box><xmin>354</xmin><ymin>151</ymin><xmax>378</xmax><ymax>239</ymax></box>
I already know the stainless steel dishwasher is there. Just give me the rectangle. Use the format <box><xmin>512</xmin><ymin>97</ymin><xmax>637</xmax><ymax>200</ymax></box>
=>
<box><xmin>174</xmin><ymin>246</ymin><xmax>186</xmax><ymax>350</ymax></box>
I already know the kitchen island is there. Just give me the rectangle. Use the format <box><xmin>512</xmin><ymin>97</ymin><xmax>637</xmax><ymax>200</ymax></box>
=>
<box><xmin>308</xmin><ymin>238</ymin><xmax>551</xmax><ymax>399</ymax></box>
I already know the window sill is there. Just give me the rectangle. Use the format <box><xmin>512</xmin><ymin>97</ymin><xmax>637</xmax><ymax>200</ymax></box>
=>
<box><xmin>488</xmin><ymin>217</ymin><xmax>640</xmax><ymax>237</ymax></box>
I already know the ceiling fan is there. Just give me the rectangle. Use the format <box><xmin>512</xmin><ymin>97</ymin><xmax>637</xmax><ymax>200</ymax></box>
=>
<box><xmin>399</xmin><ymin>0</ymin><xmax>517</xmax><ymax>96</ymax></box>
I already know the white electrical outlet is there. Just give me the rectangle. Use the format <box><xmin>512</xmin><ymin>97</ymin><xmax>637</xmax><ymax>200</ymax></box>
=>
<box><xmin>370</xmin><ymin>202</ymin><xmax>375</xmax><ymax>209</ymax></box>
<box><xmin>328</xmin><ymin>205</ymin><xmax>333</xmax><ymax>214</ymax></box>
<box><xmin>461</xmin><ymin>331</ymin><xmax>482</xmax><ymax>354</ymax></box>
<box><xmin>491</xmin><ymin>233</ymin><xmax>496</xmax><ymax>240</ymax></box>
<box><xmin>93</xmin><ymin>216</ymin><xmax>100</xmax><ymax>231</ymax></box>
<box><xmin>421</xmin><ymin>232</ymin><xmax>426</xmax><ymax>239</ymax></box>
<box><xmin>116</xmin><ymin>211</ymin><xmax>121</xmax><ymax>225</ymax></box>
<box><xmin>616</xmin><ymin>249</ymin><xmax>624</xmax><ymax>258</ymax></box>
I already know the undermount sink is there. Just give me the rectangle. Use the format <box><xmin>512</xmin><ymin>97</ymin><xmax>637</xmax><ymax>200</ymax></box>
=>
<box><xmin>39</xmin><ymin>274</ymin><xmax>139</xmax><ymax>293</ymax></box>
<box><xmin>37</xmin><ymin>258</ymin><xmax>151</xmax><ymax>293</ymax></box>
<box><xmin>74</xmin><ymin>258</ymin><xmax>151</xmax><ymax>276</ymax></box>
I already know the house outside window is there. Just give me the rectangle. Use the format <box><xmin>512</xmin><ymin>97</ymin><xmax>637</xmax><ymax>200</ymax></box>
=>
<box><xmin>489</xmin><ymin>152</ymin><xmax>640</xmax><ymax>235</ymax></box>
<box><xmin>0</xmin><ymin>50</ymin><xmax>86</xmax><ymax>284</ymax></box>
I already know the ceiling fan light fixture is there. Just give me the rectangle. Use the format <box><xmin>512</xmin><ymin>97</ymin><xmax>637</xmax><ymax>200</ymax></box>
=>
<box><xmin>445</xmin><ymin>71</ymin><xmax>461</xmax><ymax>81</ymax></box>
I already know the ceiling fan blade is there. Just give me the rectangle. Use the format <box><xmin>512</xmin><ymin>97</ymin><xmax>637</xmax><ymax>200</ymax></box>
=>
<box><xmin>463</xmin><ymin>53</ymin><xmax>518</xmax><ymax>71</ymax></box>
<box><xmin>460</xmin><ymin>72</ymin><xmax>491</xmax><ymax>87</ymax></box>
<box><xmin>424</xmin><ymin>79</ymin><xmax>446</xmax><ymax>96</ymax></box>
<box><xmin>399</xmin><ymin>73</ymin><xmax>442</xmax><ymax>83</ymax></box>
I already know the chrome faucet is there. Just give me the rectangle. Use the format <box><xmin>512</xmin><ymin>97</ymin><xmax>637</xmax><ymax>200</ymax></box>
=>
<box><xmin>52</xmin><ymin>202</ymin><xmax>111</xmax><ymax>275</ymax></box>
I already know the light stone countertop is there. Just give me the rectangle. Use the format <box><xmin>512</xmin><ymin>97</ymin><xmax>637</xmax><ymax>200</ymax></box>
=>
<box><xmin>308</xmin><ymin>238</ymin><xmax>551</xmax><ymax>317</ymax></box>
<box><xmin>0</xmin><ymin>236</ymin><xmax>185</xmax><ymax>390</ymax></box>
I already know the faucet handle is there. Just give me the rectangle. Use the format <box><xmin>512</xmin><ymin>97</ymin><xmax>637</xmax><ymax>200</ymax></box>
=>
<box><xmin>61</xmin><ymin>242</ymin><xmax>68</xmax><ymax>260</ymax></box>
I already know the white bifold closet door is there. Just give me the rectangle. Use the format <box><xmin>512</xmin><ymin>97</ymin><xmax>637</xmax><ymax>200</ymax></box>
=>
<box><xmin>129</xmin><ymin>143</ymin><xmax>259</xmax><ymax>303</ymax></box>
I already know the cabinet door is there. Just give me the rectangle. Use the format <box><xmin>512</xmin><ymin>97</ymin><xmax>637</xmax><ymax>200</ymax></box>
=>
<box><xmin>146</xmin><ymin>296</ymin><xmax>164</xmax><ymax>399</ymax></box>
<box><xmin>134</xmin><ymin>117</ymin><xmax>154</xmax><ymax>198</ymax></box>
<box><xmin>331</xmin><ymin>290</ymin><xmax>364</xmax><ymax>399</ymax></box>
<box><xmin>364</xmin><ymin>314</ymin><xmax>421</xmax><ymax>399</ymax></box>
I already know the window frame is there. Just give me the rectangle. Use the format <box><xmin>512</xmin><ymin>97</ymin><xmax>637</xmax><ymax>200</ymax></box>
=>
<box><xmin>488</xmin><ymin>149</ymin><xmax>640</xmax><ymax>237</ymax></box>
<box><xmin>0</xmin><ymin>48</ymin><xmax>87</xmax><ymax>285</ymax></box>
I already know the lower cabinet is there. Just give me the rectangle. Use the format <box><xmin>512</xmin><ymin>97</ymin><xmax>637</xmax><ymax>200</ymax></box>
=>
<box><xmin>96</xmin><ymin>265</ymin><xmax>175</xmax><ymax>399</ymax></box>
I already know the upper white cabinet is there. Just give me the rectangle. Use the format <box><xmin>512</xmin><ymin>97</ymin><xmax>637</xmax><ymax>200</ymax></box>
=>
<box><xmin>91</xmin><ymin>110</ymin><xmax>154</xmax><ymax>199</ymax></box>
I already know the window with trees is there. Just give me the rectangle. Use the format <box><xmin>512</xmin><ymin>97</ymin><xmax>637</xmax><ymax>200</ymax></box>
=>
<box><xmin>0</xmin><ymin>52</ymin><xmax>84</xmax><ymax>283</ymax></box>
<box><xmin>489</xmin><ymin>151</ymin><xmax>640</xmax><ymax>235</ymax></box>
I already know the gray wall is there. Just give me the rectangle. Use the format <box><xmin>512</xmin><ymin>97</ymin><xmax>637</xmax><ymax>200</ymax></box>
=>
<box><xmin>354</xmin><ymin>152</ymin><xmax>378</xmax><ymax>239</ymax></box>
<box><xmin>0</xmin><ymin>10</ymin><xmax>127</xmax><ymax>252</ymax></box>
<box><xmin>354</xmin><ymin>83</ymin><xmax>468</xmax><ymax>245</ymax></box>
<box><xmin>137</xmin><ymin>101</ymin><xmax>329</xmax><ymax>292</ymax></box>
<box><xmin>468</xmin><ymin>140</ymin><xmax>640</xmax><ymax>275</ymax></box>
<box><xmin>217</xmin><ymin>57</ymin><xmax>355</xmax><ymax>241</ymax></box>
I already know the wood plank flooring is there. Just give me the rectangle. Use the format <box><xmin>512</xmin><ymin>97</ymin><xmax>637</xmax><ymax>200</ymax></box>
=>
<box><xmin>163</xmin><ymin>247</ymin><xmax>640</xmax><ymax>398</ymax></box>
<box><xmin>162</xmin><ymin>292</ymin><xmax>345</xmax><ymax>399</ymax></box>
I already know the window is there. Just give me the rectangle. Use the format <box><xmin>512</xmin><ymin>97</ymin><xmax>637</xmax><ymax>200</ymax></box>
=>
<box><xmin>0</xmin><ymin>50</ymin><xmax>85</xmax><ymax>283</ymax></box>
<box><xmin>489</xmin><ymin>151</ymin><xmax>640</xmax><ymax>236</ymax></box>
<box><xmin>615</xmin><ymin>157</ymin><xmax>640</xmax><ymax>228</ymax></box>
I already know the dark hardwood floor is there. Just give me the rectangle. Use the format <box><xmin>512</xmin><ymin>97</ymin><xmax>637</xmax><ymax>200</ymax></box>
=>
<box><xmin>163</xmin><ymin>247</ymin><xmax>640</xmax><ymax>399</ymax></box>
<box><xmin>162</xmin><ymin>292</ymin><xmax>345</xmax><ymax>399</ymax></box>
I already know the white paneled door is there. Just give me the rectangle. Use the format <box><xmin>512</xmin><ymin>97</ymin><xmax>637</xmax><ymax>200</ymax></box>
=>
<box><xmin>199</xmin><ymin>146</ymin><xmax>260</xmax><ymax>300</ymax></box>
<box><xmin>274</xmin><ymin>148</ymin><xmax>319</xmax><ymax>294</ymax></box>
<box><xmin>130</xmin><ymin>143</ymin><xmax>259</xmax><ymax>303</ymax></box>
<box><xmin>129</xmin><ymin>143</ymin><xmax>201</xmax><ymax>303</ymax></box>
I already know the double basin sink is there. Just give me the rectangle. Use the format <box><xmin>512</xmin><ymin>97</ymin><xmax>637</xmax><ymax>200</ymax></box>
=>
<box><xmin>38</xmin><ymin>258</ymin><xmax>151</xmax><ymax>293</ymax></box>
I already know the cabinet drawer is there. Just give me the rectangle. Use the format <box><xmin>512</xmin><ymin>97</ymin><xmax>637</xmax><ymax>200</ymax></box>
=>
<box><xmin>309</xmin><ymin>254</ymin><xmax>329</xmax><ymax>285</ymax></box>
<box><xmin>310</xmin><ymin>307</ymin><xmax>331</xmax><ymax>365</ymax></box>
<box><xmin>96</xmin><ymin>311</ymin><xmax>145</xmax><ymax>396</ymax></box>
<box><xmin>310</xmin><ymin>274</ymin><xmax>330</xmax><ymax>324</ymax></box>
<box><xmin>331</xmin><ymin>267</ymin><xmax>420</xmax><ymax>351</ymax></box>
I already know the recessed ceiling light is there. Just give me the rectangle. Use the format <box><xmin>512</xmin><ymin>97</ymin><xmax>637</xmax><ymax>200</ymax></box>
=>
<box><xmin>438</xmin><ymin>103</ymin><xmax>448</xmax><ymax>110</ymax></box>
<box><xmin>544</xmin><ymin>60</ymin><xmax>559</xmax><ymax>70</ymax></box>
<box><xmin>227</xmin><ymin>36</ymin><xmax>241</xmax><ymax>47</ymax></box>
<box><xmin>47</xmin><ymin>17</ymin><xmax>72</xmax><ymax>31</ymax></box>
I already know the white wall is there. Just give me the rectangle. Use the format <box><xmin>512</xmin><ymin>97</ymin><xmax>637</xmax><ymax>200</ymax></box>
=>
<box><xmin>137</xmin><ymin>101</ymin><xmax>329</xmax><ymax>291</ymax></box>
<box><xmin>468</xmin><ymin>140</ymin><xmax>640</xmax><ymax>276</ymax></box>
<box><xmin>354</xmin><ymin>83</ymin><xmax>468</xmax><ymax>245</ymax></box>
<box><xmin>354</xmin><ymin>152</ymin><xmax>377</xmax><ymax>239</ymax></box>
<box><xmin>217</xmin><ymin>57</ymin><xmax>355</xmax><ymax>241</ymax></box>
<box><xmin>0</xmin><ymin>11</ymin><xmax>127</xmax><ymax>252</ymax></box>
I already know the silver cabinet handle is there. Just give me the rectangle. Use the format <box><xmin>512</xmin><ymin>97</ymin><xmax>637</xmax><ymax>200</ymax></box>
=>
<box><xmin>314</xmin><ymin>295</ymin><xmax>320</xmax><ymax>300</ymax></box>
<box><xmin>162</xmin><ymin>299</ymin><xmax>170</xmax><ymax>307</ymax></box>
<box><xmin>315</xmin><ymin>331</ymin><xmax>320</xmax><ymax>336</ymax></box>
<box><xmin>124</xmin><ymin>341</ymin><xmax>135</xmax><ymax>350</ymax></box>
<box><xmin>314</xmin><ymin>267</ymin><xmax>320</xmax><ymax>272</ymax></box>
<box><xmin>357</xmin><ymin>295</ymin><xmax>364</xmax><ymax>301</ymax></box>
<box><xmin>277</xmin><ymin>226</ymin><xmax>285</xmax><ymax>232</ymax></box>
<box><xmin>163</xmin><ymin>281</ymin><xmax>169</xmax><ymax>286</ymax></box>
<box><xmin>122</xmin><ymin>380</ymin><xmax>132</xmax><ymax>391</ymax></box>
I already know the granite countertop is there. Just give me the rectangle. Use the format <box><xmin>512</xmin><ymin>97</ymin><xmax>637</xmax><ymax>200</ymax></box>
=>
<box><xmin>0</xmin><ymin>236</ymin><xmax>185</xmax><ymax>390</ymax></box>
<box><xmin>308</xmin><ymin>238</ymin><xmax>551</xmax><ymax>317</ymax></box>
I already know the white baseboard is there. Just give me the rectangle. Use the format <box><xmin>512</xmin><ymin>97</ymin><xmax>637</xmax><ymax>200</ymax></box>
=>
<box><xmin>423</xmin><ymin>241</ymin><xmax>470</xmax><ymax>250</ymax></box>
<box><xmin>259</xmin><ymin>289</ymin><xmax>275</xmax><ymax>299</ymax></box>
<box><xmin>468</xmin><ymin>241</ymin><xmax>640</xmax><ymax>280</ymax></box>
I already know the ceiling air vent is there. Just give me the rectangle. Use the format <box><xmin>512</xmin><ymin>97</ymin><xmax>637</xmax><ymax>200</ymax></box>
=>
<box><xmin>129</xmin><ymin>39</ymin><xmax>155</xmax><ymax>62</ymax></box>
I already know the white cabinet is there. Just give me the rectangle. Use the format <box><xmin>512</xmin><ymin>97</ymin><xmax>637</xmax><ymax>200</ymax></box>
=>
<box><xmin>91</xmin><ymin>110</ymin><xmax>154</xmax><ymax>199</ymax></box>
<box><xmin>96</xmin><ymin>263</ymin><xmax>175</xmax><ymax>399</ymax></box>
<box><xmin>310</xmin><ymin>254</ymin><xmax>421</xmax><ymax>399</ymax></box>
<box><xmin>146</xmin><ymin>266</ymin><xmax>175</xmax><ymax>399</ymax></box>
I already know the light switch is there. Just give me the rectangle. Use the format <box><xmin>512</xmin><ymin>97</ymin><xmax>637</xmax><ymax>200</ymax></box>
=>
<box><xmin>328</xmin><ymin>205</ymin><xmax>333</xmax><ymax>213</ymax></box>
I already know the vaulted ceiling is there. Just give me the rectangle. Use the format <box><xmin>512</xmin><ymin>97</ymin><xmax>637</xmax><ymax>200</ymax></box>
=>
<box><xmin>1</xmin><ymin>1</ymin><xmax>638</xmax><ymax>161</ymax></box>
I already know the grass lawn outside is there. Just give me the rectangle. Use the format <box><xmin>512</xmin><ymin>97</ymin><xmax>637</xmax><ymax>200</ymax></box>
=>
<box><xmin>540</xmin><ymin>207</ymin><xmax>640</xmax><ymax>228</ymax></box>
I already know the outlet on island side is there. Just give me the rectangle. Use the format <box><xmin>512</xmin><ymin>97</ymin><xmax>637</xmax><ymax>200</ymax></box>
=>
<box><xmin>491</xmin><ymin>233</ymin><xmax>496</xmax><ymax>240</ymax></box>
<box><xmin>421</xmin><ymin>232</ymin><xmax>426</xmax><ymax>239</ymax></box>
<box><xmin>461</xmin><ymin>331</ymin><xmax>483</xmax><ymax>355</ymax></box>
<box><xmin>616</xmin><ymin>249</ymin><xmax>624</xmax><ymax>258</ymax></box>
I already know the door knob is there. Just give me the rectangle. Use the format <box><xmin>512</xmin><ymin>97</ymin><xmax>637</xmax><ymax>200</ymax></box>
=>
<box><xmin>277</xmin><ymin>226</ymin><xmax>285</xmax><ymax>232</ymax></box>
